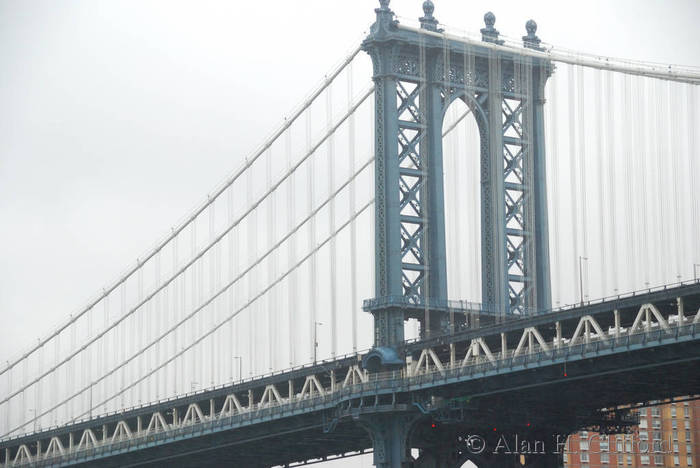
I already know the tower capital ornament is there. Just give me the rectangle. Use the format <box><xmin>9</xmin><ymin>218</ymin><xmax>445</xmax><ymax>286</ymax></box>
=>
<box><xmin>419</xmin><ymin>0</ymin><xmax>440</xmax><ymax>32</ymax></box>
<box><xmin>523</xmin><ymin>19</ymin><xmax>543</xmax><ymax>49</ymax></box>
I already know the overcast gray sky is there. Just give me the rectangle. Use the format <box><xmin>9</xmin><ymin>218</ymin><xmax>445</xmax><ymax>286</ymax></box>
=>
<box><xmin>1</xmin><ymin>1</ymin><xmax>699</xmax><ymax>465</ymax></box>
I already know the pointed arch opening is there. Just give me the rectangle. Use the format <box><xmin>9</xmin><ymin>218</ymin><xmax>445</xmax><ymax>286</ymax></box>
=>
<box><xmin>442</xmin><ymin>95</ymin><xmax>483</xmax><ymax>316</ymax></box>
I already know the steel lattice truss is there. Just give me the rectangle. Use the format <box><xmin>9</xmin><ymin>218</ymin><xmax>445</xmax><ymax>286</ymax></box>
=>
<box><xmin>502</xmin><ymin>93</ymin><xmax>531</xmax><ymax>315</ymax></box>
<box><xmin>397</xmin><ymin>81</ymin><xmax>428</xmax><ymax>301</ymax></box>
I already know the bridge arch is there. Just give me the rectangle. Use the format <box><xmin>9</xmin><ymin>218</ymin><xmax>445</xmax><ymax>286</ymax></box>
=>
<box><xmin>441</xmin><ymin>91</ymin><xmax>488</xmax><ymax>314</ymax></box>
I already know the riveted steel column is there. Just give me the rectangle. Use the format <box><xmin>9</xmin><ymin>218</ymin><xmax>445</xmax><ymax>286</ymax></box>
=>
<box><xmin>532</xmin><ymin>65</ymin><xmax>552</xmax><ymax>313</ymax></box>
<box><xmin>483</xmin><ymin>51</ymin><xmax>508</xmax><ymax>319</ymax></box>
<box><xmin>423</xmin><ymin>76</ymin><xmax>449</xmax><ymax>334</ymax></box>
<box><xmin>364</xmin><ymin>1</ymin><xmax>405</xmax><ymax>349</ymax></box>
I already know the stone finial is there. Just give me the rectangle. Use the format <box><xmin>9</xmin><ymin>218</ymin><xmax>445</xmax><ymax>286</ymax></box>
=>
<box><xmin>374</xmin><ymin>0</ymin><xmax>394</xmax><ymax>26</ymax></box>
<box><xmin>484</xmin><ymin>11</ymin><xmax>496</xmax><ymax>28</ymax></box>
<box><xmin>419</xmin><ymin>0</ymin><xmax>439</xmax><ymax>32</ymax></box>
<box><xmin>481</xmin><ymin>11</ymin><xmax>503</xmax><ymax>44</ymax></box>
<box><xmin>522</xmin><ymin>19</ymin><xmax>542</xmax><ymax>49</ymax></box>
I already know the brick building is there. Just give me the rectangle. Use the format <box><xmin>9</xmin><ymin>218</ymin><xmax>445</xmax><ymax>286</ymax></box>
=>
<box><xmin>564</xmin><ymin>399</ymin><xmax>699</xmax><ymax>467</ymax></box>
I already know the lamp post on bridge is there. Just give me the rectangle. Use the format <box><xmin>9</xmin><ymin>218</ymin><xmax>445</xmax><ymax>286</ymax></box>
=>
<box><xmin>313</xmin><ymin>322</ymin><xmax>323</xmax><ymax>365</ymax></box>
<box><xmin>232</xmin><ymin>356</ymin><xmax>242</xmax><ymax>383</ymax></box>
<box><xmin>579</xmin><ymin>256</ymin><xmax>589</xmax><ymax>306</ymax></box>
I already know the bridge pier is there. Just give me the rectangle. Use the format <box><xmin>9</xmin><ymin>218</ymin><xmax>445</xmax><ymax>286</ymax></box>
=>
<box><xmin>359</xmin><ymin>413</ymin><xmax>420</xmax><ymax>468</ymax></box>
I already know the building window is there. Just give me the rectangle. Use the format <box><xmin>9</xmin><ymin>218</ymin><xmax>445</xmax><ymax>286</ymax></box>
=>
<box><xmin>640</xmin><ymin>419</ymin><xmax>648</xmax><ymax>428</ymax></box>
<box><xmin>627</xmin><ymin>455</ymin><xmax>632</xmax><ymax>465</ymax></box>
<box><xmin>581</xmin><ymin>452</ymin><xmax>590</xmax><ymax>462</ymax></box>
<box><xmin>602</xmin><ymin>453</ymin><xmax>610</xmax><ymax>464</ymax></box>
<box><xmin>684</xmin><ymin>407</ymin><xmax>690</xmax><ymax>418</ymax></box>
<box><xmin>653</xmin><ymin>431</ymin><xmax>662</xmax><ymax>441</ymax></box>
<box><xmin>673</xmin><ymin>430</ymin><xmax>678</xmax><ymax>441</ymax></box>
<box><xmin>601</xmin><ymin>439</ymin><xmax>610</xmax><ymax>451</ymax></box>
<box><xmin>674</xmin><ymin>455</ymin><xmax>680</xmax><ymax>466</ymax></box>
<box><xmin>653</xmin><ymin>419</ymin><xmax>661</xmax><ymax>429</ymax></box>
<box><xmin>672</xmin><ymin>420</ymin><xmax>678</xmax><ymax>429</ymax></box>
<box><xmin>582</xmin><ymin>431</ymin><xmax>589</xmax><ymax>439</ymax></box>
<box><xmin>617</xmin><ymin>440</ymin><xmax>623</xmax><ymax>452</ymax></box>
<box><xmin>563</xmin><ymin>453</ymin><xmax>568</xmax><ymax>463</ymax></box>
<box><xmin>626</xmin><ymin>442</ymin><xmax>633</xmax><ymax>452</ymax></box>
<box><xmin>688</xmin><ymin>456</ymin><xmax>693</xmax><ymax>466</ymax></box>
<box><xmin>674</xmin><ymin>442</ymin><xmax>679</xmax><ymax>453</ymax></box>
<box><xmin>671</xmin><ymin>407</ymin><xmax>677</xmax><ymax>417</ymax></box>
<box><xmin>651</xmin><ymin>407</ymin><xmax>661</xmax><ymax>417</ymax></box>
<box><xmin>687</xmin><ymin>444</ymin><xmax>693</xmax><ymax>454</ymax></box>
<box><xmin>685</xmin><ymin>421</ymin><xmax>691</xmax><ymax>430</ymax></box>
<box><xmin>640</xmin><ymin>431</ymin><xmax>648</xmax><ymax>441</ymax></box>
<box><xmin>581</xmin><ymin>440</ymin><xmax>590</xmax><ymax>451</ymax></box>
<box><xmin>641</xmin><ymin>455</ymin><xmax>650</xmax><ymax>465</ymax></box>
<box><xmin>654</xmin><ymin>455</ymin><xmax>663</xmax><ymax>465</ymax></box>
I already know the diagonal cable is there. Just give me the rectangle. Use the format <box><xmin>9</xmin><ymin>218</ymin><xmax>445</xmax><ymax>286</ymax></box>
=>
<box><xmin>0</xmin><ymin>85</ymin><xmax>374</xmax><ymax>407</ymax></box>
<box><xmin>5</xmin><ymin>195</ymin><xmax>375</xmax><ymax>438</ymax></box>
<box><xmin>0</xmin><ymin>45</ymin><xmax>363</xmax><ymax>379</ymax></box>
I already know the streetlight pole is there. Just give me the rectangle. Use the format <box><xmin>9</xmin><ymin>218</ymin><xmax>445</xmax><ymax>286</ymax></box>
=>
<box><xmin>313</xmin><ymin>322</ymin><xmax>323</xmax><ymax>364</ymax></box>
<box><xmin>232</xmin><ymin>356</ymin><xmax>242</xmax><ymax>382</ymax></box>
<box><xmin>579</xmin><ymin>256</ymin><xmax>588</xmax><ymax>306</ymax></box>
<box><xmin>28</xmin><ymin>409</ymin><xmax>37</xmax><ymax>433</ymax></box>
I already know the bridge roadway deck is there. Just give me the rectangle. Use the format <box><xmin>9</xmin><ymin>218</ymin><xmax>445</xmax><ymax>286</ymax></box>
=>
<box><xmin>2</xmin><ymin>282</ymin><xmax>700</xmax><ymax>467</ymax></box>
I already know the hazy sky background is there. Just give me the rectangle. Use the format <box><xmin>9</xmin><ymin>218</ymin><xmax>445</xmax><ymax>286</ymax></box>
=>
<box><xmin>0</xmin><ymin>1</ymin><xmax>698</xmax><ymax>466</ymax></box>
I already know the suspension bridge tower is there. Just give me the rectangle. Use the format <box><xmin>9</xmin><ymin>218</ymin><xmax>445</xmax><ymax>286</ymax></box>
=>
<box><xmin>359</xmin><ymin>2</ymin><xmax>560</xmax><ymax>467</ymax></box>
<box><xmin>362</xmin><ymin>0</ymin><xmax>553</xmax><ymax>370</ymax></box>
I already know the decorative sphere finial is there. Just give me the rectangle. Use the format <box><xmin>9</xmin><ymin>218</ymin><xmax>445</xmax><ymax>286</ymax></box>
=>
<box><xmin>526</xmin><ymin>19</ymin><xmax>537</xmax><ymax>35</ymax></box>
<box><xmin>423</xmin><ymin>0</ymin><xmax>435</xmax><ymax>17</ymax></box>
<box><xmin>419</xmin><ymin>0</ymin><xmax>439</xmax><ymax>31</ymax></box>
<box><xmin>522</xmin><ymin>19</ymin><xmax>542</xmax><ymax>49</ymax></box>
<box><xmin>484</xmin><ymin>11</ymin><xmax>496</xmax><ymax>28</ymax></box>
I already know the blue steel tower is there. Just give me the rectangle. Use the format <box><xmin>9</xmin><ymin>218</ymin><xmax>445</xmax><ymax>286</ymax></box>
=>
<box><xmin>363</xmin><ymin>0</ymin><xmax>553</xmax><ymax>367</ymax></box>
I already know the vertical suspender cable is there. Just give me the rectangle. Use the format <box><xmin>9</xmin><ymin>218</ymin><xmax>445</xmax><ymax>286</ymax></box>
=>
<box><xmin>347</xmin><ymin>62</ymin><xmax>358</xmax><ymax>352</ymax></box>
<box><xmin>286</xmin><ymin>129</ymin><xmax>296</xmax><ymax>366</ymax></box>
<box><xmin>267</xmin><ymin>148</ymin><xmax>276</xmax><ymax>370</ymax></box>
<box><xmin>593</xmin><ymin>70</ymin><xmax>605</xmax><ymax>297</ymax></box>
<box><xmin>688</xmin><ymin>84</ymin><xmax>699</xmax><ymax>273</ymax></box>
<box><xmin>120</xmin><ymin>284</ymin><xmax>127</xmax><ymax>408</ymax></box>
<box><xmin>307</xmin><ymin>110</ymin><xmax>316</xmax><ymax>362</ymax></box>
<box><xmin>172</xmin><ymin>235</ymin><xmax>179</xmax><ymax>394</ymax></box>
<box><xmin>247</xmin><ymin>168</ymin><xmax>256</xmax><ymax>376</ymax></box>
<box><xmin>228</xmin><ymin>187</ymin><xmax>235</xmax><ymax>381</ymax></box>
<box><xmin>190</xmin><ymin>224</ymin><xmax>197</xmax><ymax>387</ymax></box>
<box><xmin>547</xmin><ymin>68</ymin><xmax>560</xmax><ymax>305</ymax></box>
<box><xmin>566</xmin><ymin>65</ymin><xmax>580</xmax><ymax>304</ymax></box>
<box><xmin>576</xmin><ymin>66</ymin><xmax>588</xmax><ymax>302</ymax></box>
<box><xmin>327</xmin><ymin>82</ymin><xmax>337</xmax><ymax>358</ymax></box>
<box><xmin>102</xmin><ymin>294</ymin><xmax>109</xmax><ymax>413</ymax></box>
<box><xmin>155</xmin><ymin>251</ymin><xmax>161</xmax><ymax>399</ymax></box>
<box><xmin>209</xmin><ymin>203</ymin><xmax>216</xmax><ymax>385</ymax></box>
<box><xmin>638</xmin><ymin>77</ymin><xmax>651</xmax><ymax>288</ymax></box>
<box><xmin>669</xmin><ymin>81</ymin><xmax>682</xmax><ymax>280</ymax></box>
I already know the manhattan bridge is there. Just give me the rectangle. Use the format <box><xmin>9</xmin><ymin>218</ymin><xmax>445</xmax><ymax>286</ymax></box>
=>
<box><xmin>1</xmin><ymin>1</ymin><xmax>700</xmax><ymax>467</ymax></box>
